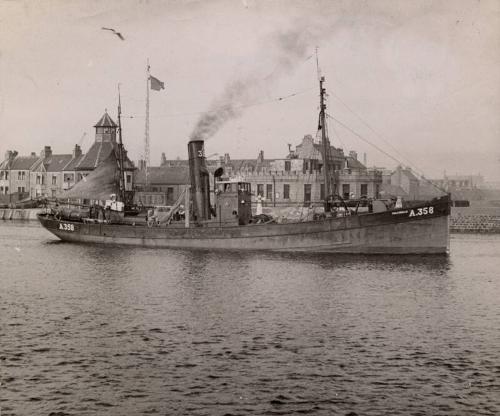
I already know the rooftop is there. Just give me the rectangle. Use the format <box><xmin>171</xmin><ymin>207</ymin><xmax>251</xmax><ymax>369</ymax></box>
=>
<box><xmin>94</xmin><ymin>112</ymin><xmax>117</xmax><ymax>128</ymax></box>
<box><xmin>135</xmin><ymin>166</ymin><xmax>190</xmax><ymax>185</ymax></box>
<box><xmin>32</xmin><ymin>154</ymin><xmax>73</xmax><ymax>172</ymax></box>
<box><xmin>75</xmin><ymin>141</ymin><xmax>134</xmax><ymax>171</ymax></box>
<box><xmin>0</xmin><ymin>155</ymin><xmax>39</xmax><ymax>170</ymax></box>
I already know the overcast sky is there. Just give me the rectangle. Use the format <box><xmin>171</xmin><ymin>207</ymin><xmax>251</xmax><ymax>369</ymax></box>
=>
<box><xmin>1</xmin><ymin>0</ymin><xmax>499</xmax><ymax>180</ymax></box>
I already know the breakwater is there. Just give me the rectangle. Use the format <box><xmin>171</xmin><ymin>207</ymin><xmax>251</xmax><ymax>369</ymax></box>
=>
<box><xmin>450</xmin><ymin>206</ymin><xmax>500</xmax><ymax>233</ymax></box>
<box><xmin>0</xmin><ymin>208</ymin><xmax>42</xmax><ymax>221</ymax></box>
<box><xmin>451</xmin><ymin>214</ymin><xmax>500</xmax><ymax>233</ymax></box>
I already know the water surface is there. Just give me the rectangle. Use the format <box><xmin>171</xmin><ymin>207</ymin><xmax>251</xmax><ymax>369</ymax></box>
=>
<box><xmin>1</xmin><ymin>223</ymin><xmax>499</xmax><ymax>415</ymax></box>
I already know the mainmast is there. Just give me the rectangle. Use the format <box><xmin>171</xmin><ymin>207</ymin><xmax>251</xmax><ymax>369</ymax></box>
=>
<box><xmin>144</xmin><ymin>59</ymin><xmax>151</xmax><ymax>186</ymax></box>
<box><xmin>117</xmin><ymin>84</ymin><xmax>126</xmax><ymax>203</ymax></box>
<box><xmin>319</xmin><ymin>76</ymin><xmax>333</xmax><ymax>211</ymax></box>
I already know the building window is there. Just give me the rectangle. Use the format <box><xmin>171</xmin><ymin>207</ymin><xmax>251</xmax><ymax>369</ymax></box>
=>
<box><xmin>375</xmin><ymin>184</ymin><xmax>380</xmax><ymax>199</ymax></box>
<box><xmin>361</xmin><ymin>184</ymin><xmax>368</xmax><ymax>197</ymax></box>
<box><xmin>283</xmin><ymin>184</ymin><xmax>290</xmax><ymax>199</ymax></box>
<box><xmin>342</xmin><ymin>184</ymin><xmax>350</xmax><ymax>199</ymax></box>
<box><xmin>4</xmin><ymin>171</ymin><xmax>8</xmax><ymax>180</ymax></box>
<box><xmin>126</xmin><ymin>174</ymin><xmax>131</xmax><ymax>184</ymax></box>
<box><xmin>36</xmin><ymin>175</ymin><xmax>41</xmax><ymax>185</ymax></box>
<box><xmin>266</xmin><ymin>184</ymin><xmax>272</xmax><ymax>199</ymax></box>
<box><xmin>41</xmin><ymin>175</ymin><xmax>45</xmax><ymax>185</ymax></box>
<box><xmin>284</xmin><ymin>161</ymin><xmax>291</xmax><ymax>172</ymax></box>
<box><xmin>0</xmin><ymin>171</ymin><xmax>3</xmax><ymax>180</ymax></box>
<box><xmin>167</xmin><ymin>187</ymin><xmax>174</xmax><ymax>202</ymax></box>
<box><xmin>51</xmin><ymin>189</ymin><xmax>56</xmax><ymax>197</ymax></box>
<box><xmin>304</xmin><ymin>184</ymin><xmax>311</xmax><ymax>203</ymax></box>
<box><xmin>0</xmin><ymin>186</ymin><xmax>3</xmax><ymax>193</ymax></box>
<box><xmin>4</xmin><ymin>186</ymin><xmax>8</xmax><ymax>194</ymax></box>
<box><xmin>52</xmin><ymin>175</ymin><xmax>57</xmax><ymax>185</ymax></box>
<box><xmin>257</xmin><ymin>184</ymin><xmax>264</xmax><ymax>197</ymax></box>
<box><xmin>320</xmin><ymin>183</ymin><xmax>325</xmax><ymax>200</ymax></box>
<box><xmin>18</xmin><ymin>171</ymin><xmax>22</xmax><ymax>180</ymax></box>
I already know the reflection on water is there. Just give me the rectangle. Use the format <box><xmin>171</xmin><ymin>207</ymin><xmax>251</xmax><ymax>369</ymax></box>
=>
<box><xmin>1</xmin><ymin>224</ymin><xmax>499</xmax><ymax>416</ymax></box>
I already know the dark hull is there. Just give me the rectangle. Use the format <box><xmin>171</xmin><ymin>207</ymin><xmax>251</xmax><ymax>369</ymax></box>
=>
<box><xmin>38</xmin><ymin>196</ymin><xmax>450</xmax><ymax>254</ymax></box>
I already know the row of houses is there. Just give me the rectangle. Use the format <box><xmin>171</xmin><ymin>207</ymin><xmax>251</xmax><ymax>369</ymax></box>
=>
<box><xmin>6</xmin><ymin>110</ymin><xmax>483</xmax><ymax>209</ymax></box>
<box><xmin>0</xmin><ymin>112</ymin><xmax>135</xmax><ymax>205</ymax></box>
<box><xmin>134</xmin><ymin>134</ymin><xmax>384</xmax><ymax>207</ymax></box>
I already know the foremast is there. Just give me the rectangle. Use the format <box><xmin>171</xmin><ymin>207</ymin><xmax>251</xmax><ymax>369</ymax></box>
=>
<box><xmin>117</xmin><ymin>84</ymin><xmax>126</xmax><ymax>203</ymax></box>
<box><xmin>319</xmin><ymin>76</ymin><xmax>334</xmax><ymax>212</ymax></box>
<box><xmin>144</xmin><ymin>60</ymin><xmax>151</xmax><ymax>186</ymax></box>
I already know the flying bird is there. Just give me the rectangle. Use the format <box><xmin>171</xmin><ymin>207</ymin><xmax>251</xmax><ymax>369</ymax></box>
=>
<box><xmin>101</xmin><ymin>27</ymin><xmax>125</xmax><ymax>41</ymax></box>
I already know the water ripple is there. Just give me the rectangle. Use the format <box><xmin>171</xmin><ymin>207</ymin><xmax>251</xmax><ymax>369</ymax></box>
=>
<box><xmin>1</xmin><ymin>226</ymin><xmax>499</xmax><ymax>415</ymax></box>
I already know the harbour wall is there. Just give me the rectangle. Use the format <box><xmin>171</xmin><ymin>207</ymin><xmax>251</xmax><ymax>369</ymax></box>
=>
<box><xmin>0</xmin><ymin>209</ymin><xmax>42</xmax><ymax>221</ymax></box>
<box><xmin>450</xmin><ymin>205</ymin><xmax>500</xmax><ymax>233</ymax></box>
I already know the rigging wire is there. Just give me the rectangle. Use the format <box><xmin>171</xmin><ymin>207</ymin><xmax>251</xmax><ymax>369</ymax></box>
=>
<box><xmin>329</xmin><ymin>91</ymin><xmax>430</xmax><ymax>179</ymax></box>
<box><xmin>326</xmin><ymin>113</ymin><xmax>447</xmax><ymax>194</ymax></box>
<box><xmin>122</xmin><ymin>88</ymin><xmax>316</xmax><ymax>119</ymax></box>
<box><xmin>329</xmin><ymin>122</ymin><xmax>346</xmax><ymax>150</ymax></box>
<box><xmin>327</xmin><ymin>113</ymin><xmax>401</xmax><ymax>164</ymax></box>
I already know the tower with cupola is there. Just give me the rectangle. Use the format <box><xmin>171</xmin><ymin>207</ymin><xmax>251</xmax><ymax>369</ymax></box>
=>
<box><xmin>94</xmin><ymin>110</ymin><xmax>117</xmax><ymax>143</ymax></box>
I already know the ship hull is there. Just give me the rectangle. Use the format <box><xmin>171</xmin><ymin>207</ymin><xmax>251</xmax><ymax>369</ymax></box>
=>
<box><xmin>38</xmin><ymin>197</ymin><xmax>450</xmax><ymax>254</ymax></box>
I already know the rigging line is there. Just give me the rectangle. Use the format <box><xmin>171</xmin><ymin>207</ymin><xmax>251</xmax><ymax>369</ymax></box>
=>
<box><xmin>327</xmin><ymin>114</ymin><xmax>447</xmax><ymax>194</ymax></box>
<box><xmin>122</xmin><ymin>88</ymin><xmax>315</xmax><ymax>119</ymax></box>
<box><xmin>327</xmin><ymin>92</ymin><xmax>447</xmax><ymax>194</ymax></box>
<box><xmin>329</xmin><ymin>122</ymin><xmax>346</xmax><ymax>150</ymax></box>
<box><xmin>329</xmin><ymin>91</ymin><xmax>424</xmax><ymax>175</ymax></box>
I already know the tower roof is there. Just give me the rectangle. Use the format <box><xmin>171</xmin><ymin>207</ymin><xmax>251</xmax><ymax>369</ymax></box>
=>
<box><xmin>94</xmin><ymin>111</ymin><xmax>117</xmax><ymax>128</ymax></box>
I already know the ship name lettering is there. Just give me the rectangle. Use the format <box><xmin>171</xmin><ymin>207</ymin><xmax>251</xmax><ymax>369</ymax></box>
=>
<box><xmin>409</xmin><ymin>206</ymin><xmax>434</xmax><ymax>217</ymax></box>
<box><xmin>59</xmin><ymin>223</ymin><xmax>75</xmax><ymax>232</ymax></box>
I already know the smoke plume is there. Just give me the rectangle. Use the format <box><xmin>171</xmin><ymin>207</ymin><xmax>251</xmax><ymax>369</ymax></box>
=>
<box><xmin>189</xmin><ymin>20</ymin><xmax>321</xmax><ymax>142</ymax></box>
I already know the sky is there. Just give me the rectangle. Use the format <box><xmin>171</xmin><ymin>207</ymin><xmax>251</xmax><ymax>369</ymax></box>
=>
<box><xmin>0</xmin><ymin>0</ymin><xmax>499</xmax><ymax>180</ymax></box>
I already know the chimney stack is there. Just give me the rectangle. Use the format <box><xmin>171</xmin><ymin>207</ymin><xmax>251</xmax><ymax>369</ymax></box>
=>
<box><xmin>40</xmin><ymin>146</ymin><xmax>52</xmax><ymax>159</ymax></box>
<box><xmin>73</xmin><ymin>144</ymin><xmax>82</xmax><ymax>159</ymax></box>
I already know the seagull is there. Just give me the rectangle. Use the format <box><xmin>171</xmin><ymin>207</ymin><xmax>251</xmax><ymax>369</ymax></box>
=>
<box><xmin>101</xmin><ymin>27</ymin><xmax>125</xmax><ymax>41</ymax></box>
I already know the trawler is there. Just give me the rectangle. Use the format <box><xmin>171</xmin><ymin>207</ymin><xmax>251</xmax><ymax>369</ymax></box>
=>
<box><xmin>38</xmin><ymin>77</ymin><xmax>450</xmax><ymax>254</ymax></box>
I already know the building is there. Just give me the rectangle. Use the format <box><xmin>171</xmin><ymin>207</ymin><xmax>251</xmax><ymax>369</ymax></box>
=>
<box><xmin>1</xmin><ymin>111</ymin><xmax>136</xmax><ymax>203</ymax></box>
<box><xmin>431</xmin><ymin>174</ymin><xmax>485</xmax><ymax>191</ymax></box>
<box><xmin>222</xmin><ymin>135</ymin><xmax>382</xmax><ymax>206</ymax></box>
<box><xmin>0</xmin><ymin>151</ymin><xmax>39</xmax><ymax>203</ymax></box>
<box><xmin>382</xmin><ymin>165</ymin><xmax>420</xmax><ymax>200</ymax></box>
<box><xmin>30</xmin><ymin>146</ymin><xmax>74</xmax><ymax>198</ymax></box>
<box><xmin>134</xmin><ymin>166</ymin><xmax>189</xmax><ymax>206</ymax></box>
<box><xmin>65</xmin><ymin>112</ymin><xmax>135</xmax><ymax>195</ymax></box>
<box><xmin>135</xmin><ymin>134</ymin><xmax>383</xmax><ymax>207</ymax></box>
